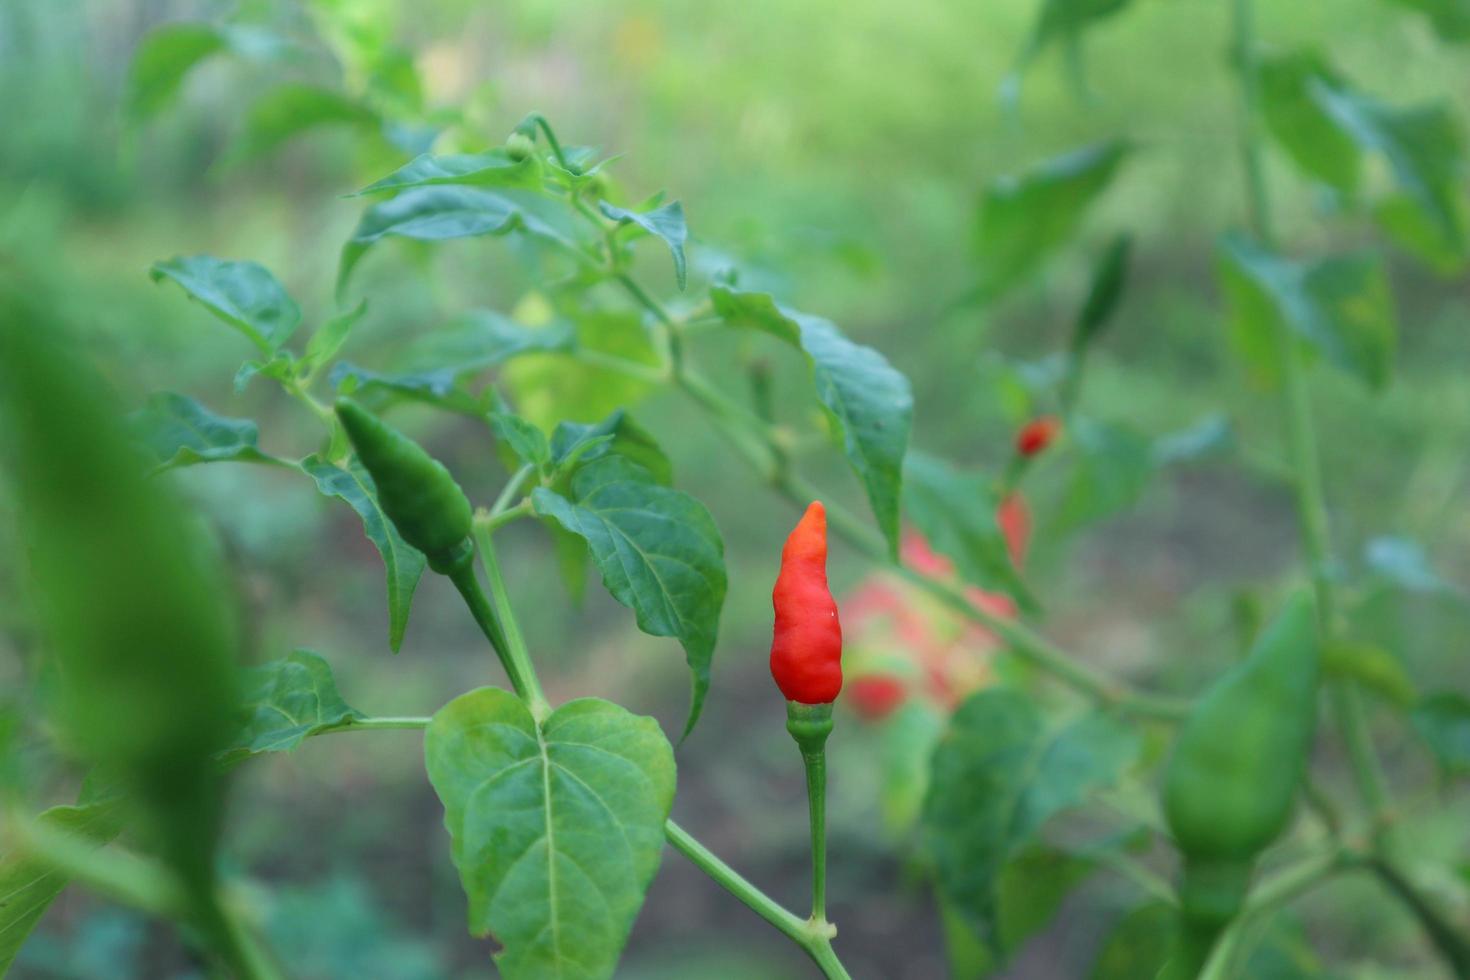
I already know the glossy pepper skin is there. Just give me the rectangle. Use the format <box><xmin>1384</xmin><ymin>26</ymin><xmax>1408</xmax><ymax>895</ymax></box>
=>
<box><xmin>1016</xmin><ymin>415</ymin><xmax>1061</xmax><ymax>457</ymax></box>
<box><xmin>1161</xmin><ymin>591</ymin><xmax>1319</xmax><ymax>973</ymax></box>
<box><xmin>336</xmin><ymin>398</ymin><xmax>474</xmax><ymax>574</ymax></box>
<box><xmin>770</xmin><ymin>501</ymin><xmax>843</xmax><ymax>704</ymax></box>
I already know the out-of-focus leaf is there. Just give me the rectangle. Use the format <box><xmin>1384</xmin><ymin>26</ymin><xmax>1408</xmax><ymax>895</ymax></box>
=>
<box><xmin>1057</xmin><ymin>417</ymin><xmax>1153</xmax><ymax>530</ymax></box>
<box><xmin>904</xmin><ymin>452</ymin><xmax>1035</xmax><ymax>611</ymax></box>
<box><xmin>0</xmin><ymin>800</ymin><xmax>127</xmax><ymax>975</ymax></box>
<box><xmin>711</xmin><ymin>288</ymin><xmax>913</xmax><ymax>559</ymax></box>
<box><xmin>550</xmin><ymin>411</ymin><xmax>673</xmax><ymax>487</ymax></box>
<box><xmin>338</xmin><ymin>188</ymin><xmax>586</xmax><ymax>295</ymax></box>
<box><xmin>1090</xmin><ymin>902</ymin><xmax>1177</xmax><ymax>980</ymax></box>
<box><xmin>126</xmin><ymin>23</ymin><xmax>228</xmax><ymax>121</ymax></box>
<box><xmin>0</xmin><ymin>301</ymin><xmax>239</xmax><ymax>898</ymax></box>
<box><xmin>1151</xmin><ymin>413</ymin><xmax>1235</xmax><ymax>465</ymax></box>
<box><xmin>1239</xmin><ymin>914</ymin><xmax>1327</xmax><ymax>978</ymax></box>
<box><xmin>424</xmin><ymin>689</ymin><xmax>675</xmax><ymax>979</ymax></box>
<box><xmin>532</xmin><ymin>456</ymin><xmax>725</xmax><ymax>737</ymax></box>
<box><xmin>489</xmin><ymin>411</ymin><xmax>552</xmax><ymax>474</ymax></box>
<box><xmin>232</xmin><ymin>84</ymin><xmax>379</xmax><ymax>161</ymax></box>
<box><xmin>923</xmin><ymin>690</ymin><xmax>1140</xmax><ymax>951</ymax></box>
<box><xmin>1364</xmin><ymin>536</ymin><xmax>1461</xmax><ymax>598</ymax></box>
<box><xmin>600</xmin><ymin>200</ymin><xmax>689</xmax><ymax>290</ymax></box>
<box><xmin>403</xmin><ymin>311</ymin><xmax>577</xmax><ymax>374</ymax></box>
<box><xmin>974</xmin><ymin>142</ymin><xmax>1129</xmax><ymax>303</ymax></box>
<box><xmin>1258</xmin><ymin>50</ymin><xmax>1467</xmax><ymax>268</ymax></box>
<box><xmin>502</xmin><ymin>310</ymin><xmax>657</xmax><ymax>430</ymax></box>
<box><xmin>222</xmin><ymin>650</ymin><xmax>364</xmax><ymax>762</ymax></box>
<box><xmin>1413</xmin><ymin>693</ymin><xmax>1470</xmax><ymax>777</ymax></box>
<box><xmin>303</xmin><ymin>302</ymin><xmax>368</xmax><ymax>371</ymax></box>
<box><xmin>130</xmin><ymin>392</ymin><xmax>284</xmax><ymax>470</ymax></box>
<box><xmin>1073</xmin><ymin>233</ymin><xmax>1132</xmax><ymax>353</ymax></box>
<box><xmin>1218</xmin><ymin>235</ymin><xmax>1396</xmax><ymax>390</ymax></box>
<box><xmin>1323</xmin><ymin>640</ymin><xmax>1416</xmax><ymax>706</ymax></box>
<box><xmin>300</xmin><ymin>455</ymin><xmax>425</xmax><ymax>652</ymax></box>
<box><xmin>976</xmin><ymin>353</ymin><xmax>1070</xmax><ymax>424</ymax></box>
<box><xmin>332</xmin><ymin>363</ymin><xmax>484</xmax><ymax>414</ymax></box>
<box><xmin>352</xmin><ymin>150</ymin><xmax>544</xmax><ymax>196</ymax></box>
<box><xmin>878</xmin><ymin>700</ymin><xmax>947</xmax><ymax>837</ymax></box>
<box><xmin>1384</xmin><ymin>0</ymin><xmax>1470</xmax><ymax>41</ymax></box>
<box><xmin>151</xmin><ymin>255</ymin><xmax>303</xmax><ymax>352</ymax></box>
<box><xmin>1259</xmin><ymin>51</ymin><xmax>1362</xmax><ymax>192</ymax></box>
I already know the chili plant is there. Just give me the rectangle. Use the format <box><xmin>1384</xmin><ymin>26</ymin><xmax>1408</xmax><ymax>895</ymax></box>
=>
<box><xmin>3</xmin><ymin>0</ymin><xmax>1470</xmax><ymax>978</ymax></box>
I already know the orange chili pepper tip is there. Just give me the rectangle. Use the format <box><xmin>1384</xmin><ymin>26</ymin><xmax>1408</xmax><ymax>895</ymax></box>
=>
<box><xmin>1016</xmin><ymin>415</ymin><xmax>1062</xmax><ymax>457</ymax></box>
<box><xmin>769</xmin><ymin>501</ymin><xmax>844</xmax><ymax>705</ymax></box>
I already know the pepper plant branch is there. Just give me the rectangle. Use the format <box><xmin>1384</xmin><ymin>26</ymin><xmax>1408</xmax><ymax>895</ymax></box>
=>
<box><xmin>471</xmin><ymin>521</ymin><xmax>551</xmax><ymax>722</ymax></box>
<box><xmin>1227</xmin><ymin>0</ymin><xmax>1390</xmax><ymax>826</ymax></box>
<box><xmin>1198</xmin><ymin>848</ymin><xmax>1346</xmax><ymax>980</ymax></box>
<box><xmin>1365</xmin><ymin>857</ymin><xmax>1470</xmax><ymax>979</ymax></box>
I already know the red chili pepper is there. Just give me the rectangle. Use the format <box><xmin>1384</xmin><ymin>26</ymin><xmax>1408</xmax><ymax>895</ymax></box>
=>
<box><xmin>997</xmin><ymin>492</ymin><xmax>1031</xmax><ymax>568</ymax></box>
<box><xmin>770</xmin><ymin>501</ymin><xmax>843</xmax><ymax>704</ymax></box>
<box><xmin>1016</xmin><ymin>416</ymin><xmax>1061</xmax><ymax>457</ymax></box>
<box><xmin>850</xmin><ymin>674</ymin><xmax>906</xmax><ymax>720</ymax></box>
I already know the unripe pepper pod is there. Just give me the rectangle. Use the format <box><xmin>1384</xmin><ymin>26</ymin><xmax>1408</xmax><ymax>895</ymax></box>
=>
<box><xmin>335</xmin><ymin>398</ymin><xmax>474</xmax><ymax>575</ymax></box>
<box><xmin>770</xmin><ymin>501</ymin><xmax>843</xmax><ymax>705</ymax></box>
<box><xmin>1016</xmin><ymin>415</ymin><xmax>1061</xmax><ymax>457</ymax></box>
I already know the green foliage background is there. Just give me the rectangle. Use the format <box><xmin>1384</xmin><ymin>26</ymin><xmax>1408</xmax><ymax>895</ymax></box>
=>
<box><xmin>3</xmin><ymin>0</ymin><xmax>1470</xmax><ymax>976</ymax></box>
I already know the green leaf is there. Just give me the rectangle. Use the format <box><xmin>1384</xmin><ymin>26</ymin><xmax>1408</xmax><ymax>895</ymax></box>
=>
<box><xmin>1240</xmin><ymin>914</ymin><xmax>1327</xmax><ymax>978</ymax></box>
<box><xmin>532</xmin><ymin>456</ymin><xmax>725</xmax><ymax>737</ymax></box>
<box><xmin>923</xmin><ymin>689</ymin><xmax>1139</xmax><ymax>951</ymax></box>
<box><xmin>490</xmin><ymin>411</ymin><xmax>552</xmax><ymax>474</ymax></box>
<box><xmin>974</xmin><ymin>142</ymin><xmax>1129</xmax><ymax>303</ymax></box>
<box><xmin>1057</xmin><ymin>417</ymin><xmax>1154</xmax><ymax>530</ymax></box>
<box><xmin>904</xmin><ymin>452</ymin><xmax>1035</xmax><ymax>611</ymax></box>
<box><xmin>1151</xmin><ymin>413</ymin><xmax>1235</xmax><ymax>466</ymax></box>
<box><xmin>600</xmin><ymin>200</ymin><xmax>688</xmax><ymax>290</ymax></box>
<box><xmin>1323</xmin><ymin>640</ymin><xmax>1416</xmax><ymax>706</ymax></box>
<box><xmin>404</xmin><ymin>311</ymin><xmax>577</xmax><ymax>374</ymax></box>
<box><xmin>710</xmin><ymin>287</ymin><xmax>913</xmax><ymax>558</ymax></box>
<box><xmin>232</xmin><ymin>84</ymin><xmax>379</xmax><ymax>161</ymax></box>
<box><xmin>222</xmin><ymin>650</ymin><xmax>364</xmax><ymax>762</ymax></box>
<box><xmin>151</xmin><ymin>255</ymin><xmax>302</xmax><ymax>352</ymax></box>
<box><xmin>1258</xmin><ymin>51</ymin><xmax>1362</xmax><ymax>192</ymax></box>
<box><xmin>502</xmin><ymin>311</ymin><xmax>657</xmax><ymax>430</ymax></box>
<box><xmin>353</xmin><ymin>149</ymin><xmax>545</xmax><ymax>196</ymax></box>
<box><xmin>424</xmin><ymin>689</ymin><xmax>676</xmax><ymax>980</ymax></box>
<box><xmin>129</xmin><ymin>392</ymin><xmax>284</xmax><ymax>470</ymax></box>
<box><xmin>1316</xmin><ymin>86</ymin><xmax>1467</xmax><ymax>263</ymax></box>
<box><xmin>1020</xmin><ymin>0</ymin><xmax>1132</xmax><ymax>63</ymax></box>
<box><xmin>878</xmin><ymin>700</ymin><xmax>947</xmax><ymax>836</ymax></box>
<box><xmin>1090</xmin><ymin>902</ymin><xmax>1177</xmax><ymax>980</ymax></box>
<box><xmin>1384</xmin><ymin>0</ymin><xmax>1470</xmax><ymax>41</ymax></box>
<box><xmin>1073</xmin><ymin>233</ymin><xmax>1132</xmax><ymax>353</ymax></box>
<box><xmin>126</xmin><ymin>23</ymin><xmax>228</xmax><ymax>122</ymax></box>
<box><xmin>0</xmin><ymin>800</ymin><xmax>127</xmax><ymax>974</ymax></box>
<box><xmin>332</xmin><ymin>362</ymin><xmax>485</xmax><ymax>415</ymax></box>
<box><xmin>301</xmin><ymin>454</ymin><xmax>426</xmax><ymax>652</ymax></box>
<box><xmin>1413</xmin><ymin>693</ymin><xmax>1470</xmax><ymax>777</ymax></box>
<box><xmin>1218</xmin><ymin>235</ymin><xmax>1397</xmax><ymax>390</ymax></box>
<box><xmin>303</xmin><ymin>301</ymin><xmax>368</xmax><ymax>371</ymax></box>
<box><xmin>1365</xmin><ymin>535</ymin><xmax>1461</xmax><ymax>597</ymax></box>
<box><xmin>550</xmin><ymin>411</ymin><xmax>673</xmax><ymax>487</ymax></box>
<box><xmin>338</xmin><ymin>188</ymin><xmax>585</xmax><ymax>296</ymax></box>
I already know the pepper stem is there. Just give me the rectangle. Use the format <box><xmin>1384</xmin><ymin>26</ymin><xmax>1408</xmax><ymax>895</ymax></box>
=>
<box><xmin>787</xmin><ymin>701</ymin><xmax>835</xmax><ymax>926</ymax></box>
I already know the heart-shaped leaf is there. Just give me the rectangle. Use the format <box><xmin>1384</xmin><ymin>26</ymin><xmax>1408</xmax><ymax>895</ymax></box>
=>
<box><xmin>532</xmin><ymin>456</ymin><xmax>725</xmax><ymax>736</ymax></box>
<box><xmin>425</xmin><ymin>688</ymin><xmax>676</xmax><ymax>980</ymax></box>
<box><xmin>711</xmin><ymin>287</ymin><xmax>912</xmax><ymax>558</ymax></box>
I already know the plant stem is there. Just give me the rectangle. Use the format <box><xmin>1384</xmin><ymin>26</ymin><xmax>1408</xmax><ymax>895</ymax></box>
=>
<box><xmin>471</xmin><ymin>523</ymin><xmax>551</xmax><ymax>722</ymax></box>
<box><xmin>1228</xmin><ymin>0</ymin><xmax>1390</xmax><ymax>824</ymax></box>
<box><xmin>1198</xmin><ymin>849</ymin><xmax>1344</xmax><ymax>980</ymax></box>
<box><xmin>1366</xmin><ymin>857</ymin><xmax>1470</xmax><ymax>979</ymax></box>
<box><xmin>803</xmin><ymin>748</ymin><xmax>829</xmax><ymax>922</ymax></box>
<box><xmin>345</xmin><ymin>715</ymin><xmax>432</xmax><ymax>730</ymax></box>
<box><xmin>664</xmin><ymin>820</ymin><xmax>851</xmax><ymax>979</ymax></box>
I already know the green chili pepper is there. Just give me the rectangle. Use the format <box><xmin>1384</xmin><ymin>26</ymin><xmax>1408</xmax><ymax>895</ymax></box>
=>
<box><xmin>1161</xmin><ymin>590</ymin><xmax>1320</xmax><ymax>975</ymax></box>
<box><xmin>335</xmin><ymin>398</ymin><xmax>474</xmax><ymax>574</ymax></box>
